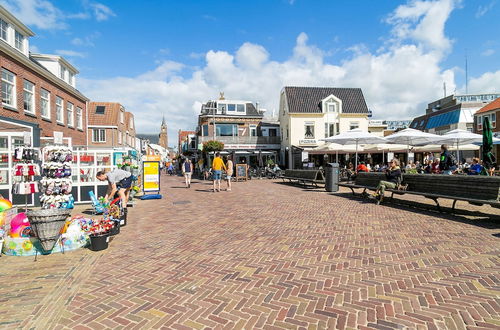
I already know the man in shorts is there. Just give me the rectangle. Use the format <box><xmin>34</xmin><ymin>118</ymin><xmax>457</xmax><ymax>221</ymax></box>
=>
<box><xmin>182</xmin><ymin>158</ymin><xmax>193</xmax><ymax>188</ymax></box>
<box><xmin>211</xmin><ymin>152</ymin><xmax>226</xmax><ymax>192</ymax></box>
<box><xmin>96</xmin><ymin>168</ymin><xmax>132</xmax><ymax>209</ymax></box>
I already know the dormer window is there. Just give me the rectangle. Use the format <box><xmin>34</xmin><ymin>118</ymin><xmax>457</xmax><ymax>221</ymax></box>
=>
<box><xmin>237</xmin><ymin>104</ymin><xmax>245</xmax><ymax>112</ymax></box>
<box><xmin>60</xmin><ymin>65</ymin><xmax>66</xmax><ymax>80</ymax></box>
<box><xmin>0</xmin><ymin>19</ymin><xmax>7</xmax><ymax>41</ymax></box>
<box><xmin>14</xmin><ymin>30</ymin><xmax>24</xmax><ymax>51</ymax></box>
<box><xmin>327</xmin><ymin>103</ymin><xmax>337</xmax><ymax>113</ymax></box>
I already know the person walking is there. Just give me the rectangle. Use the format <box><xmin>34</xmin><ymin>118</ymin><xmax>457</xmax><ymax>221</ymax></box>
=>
<box><xmin>212</xmin><ymin>152</ymin><xmax>226</xmax><ymax>192</ymax></box>
<box><xmin>226</xmin><ymin>156</ymin><xmax>234</xmax><ymax>191</ymax></box>
<box><xmin>439</xmin><ymin>144</ymin><xmax>456</xmax><ymax>175</ymax></box>
<box><xmin>182</xmin><ymin>158</ymin><xmax>193</xmax><ymax>188</ymax></box>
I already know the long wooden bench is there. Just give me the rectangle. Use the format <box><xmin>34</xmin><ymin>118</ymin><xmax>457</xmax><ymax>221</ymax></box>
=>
<box><xmin>338</xmin><ymin>172</ymin><xmax>500</xmax><ymax>212</ymax></box>
<box><xmin>281</xmin><ymin>169</ymin><xmax>325</xmax><ymax>188</ymax></box>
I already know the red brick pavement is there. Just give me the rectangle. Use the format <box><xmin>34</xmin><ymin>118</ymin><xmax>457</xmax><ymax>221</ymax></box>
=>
<box><xmin>1</xmin><ymin>174</ymin><xmax>499</xmax><ymax>329</ymax></box>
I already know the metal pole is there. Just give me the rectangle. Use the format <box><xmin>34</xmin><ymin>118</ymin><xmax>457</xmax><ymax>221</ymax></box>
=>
<box><xmin>355</xmin><ymin>140</ymin><xmax>358</xmax><ymax>169</ymax></box>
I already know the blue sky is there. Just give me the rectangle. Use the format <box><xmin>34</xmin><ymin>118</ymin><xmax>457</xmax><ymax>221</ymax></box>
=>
<box><xmin>2</xmin><ymin>0</ymin><xmax>500</xmax><ymax>145</ymax></box>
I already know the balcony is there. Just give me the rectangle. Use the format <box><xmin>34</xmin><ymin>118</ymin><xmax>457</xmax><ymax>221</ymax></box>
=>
<box><xmin>198</xmin><ymin>136</ymin><xmax>281</xmax><ymax>146</ymax></box>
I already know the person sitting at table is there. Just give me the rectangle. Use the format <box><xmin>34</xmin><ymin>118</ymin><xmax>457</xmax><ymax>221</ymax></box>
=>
<box><xmin>424</xmin><ymin>160</ymin><xmax>433</xmax><ymax>174</ymax></box>
<box><xmin>468</xmin><ymin>158</ymin><xmax>483</xmax><ymax>175</ymax></box>
<box><xmin>431</xmin><ymin>158</ymin><xmax>441</xmax><ymax>174</ymax></box>
<box><xmin>371</xmin><ymin>158</ymin><xmax>402</xmax><ymax>204</ymax></box>
<box><xmin>356</xmin><ymin>162</ymin><xmax>369</xmax><ymax>173</ymax></box>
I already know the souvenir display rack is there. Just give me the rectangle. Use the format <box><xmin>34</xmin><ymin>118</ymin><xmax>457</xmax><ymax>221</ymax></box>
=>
<box><xmin>12</xmin><ymin>147</ymin><xmax>40</xmax><ymax>211</ymax></box>
<box><xmin>40</xmin><ymin>146</ymin><xmax>74</xmax><ymax>209</ymax></box>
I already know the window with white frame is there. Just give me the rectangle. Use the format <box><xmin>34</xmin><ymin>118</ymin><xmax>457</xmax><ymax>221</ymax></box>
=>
<box><xmin>68</xmin><ymin>73</ymin><xmax>74</xmax><ymax>85</ymax></box>
<box><xmin>324</xmin><ymin>123</ymin><xmax>335</xmax><ymax>138</ymax></box>
<box><xmin>23</xmin><ymin>80</ymin><xmax>35</xmax><ymax>114</ymax></box>
<box><xmin>120</xmin><ymin>111</ymin><xmax>124</xmax><ymax>123</ymax></box>
<box><xmin>76</xmin><ymin>107</ymin><xmax>83</xmax><ymax>129</ymax></box>
<box><xmin>118</xmin><ymin>131</ymin><xmax>122</xmax><ymax>144</ymax></box>
<box><xmin>60</xmin><ymin>65</ymin><xmax>66</xmax><ymax>80</ymax></box>
<box><xmin>327</xmin><ymin>103</ymin><xmax>336</xmax><ymax>113</ymax></box>
<box><xmin>479</xmin><ymin>113</ymin><xmax>497</xmax><ymax>129</ymax></box>
<box><xmin>56</xmin><ymin>96</ymin><xmax>63</xmax><ymax>123</ymax></box>
<box><xmin>40</xmin><ymin>88</ymin><xmax>50</xmax><ymax>118</ymax></box>
<box><xmin>14</xmin><ymin>30</ymin><xmax>24</xmax><ymax>51</ymax></box>
<box><xmin>1</xmin><ymin>68</ymin><xmax>16</xmax><ymax>107</ymax></box>
<box><xmin>237</xmin><ymin>104</ymin><xmax>245</xmax><ymax>112</ymax></box>
<box><xmin>0</xmin><ymin>18</ymin><xmax>7</xmax><ymax>41</ymax></box>
<box><xmin>92</xmin><ymin>129</ymin><xmax>106</xmax><ymax>142</ymax></box>
<box><xmin>129</xmin><ymin>117</ymin><xmax>134</xmax><ymax>129</ymax></box>
<box><xmin>66</xmin><ymin>102</ymin><xmax>74</xmax><ymax>127</ymax></box>
<box><xmin>349</xmin><ymin>121</ymin><xmax>359</xmax><ymax>130</ymax></box>
<box><xmin>249</xmin><ymin>124</ymin><xmax>257</xmax><ymax>137</ymax></box>
<box><xmin>304</xmin><ymin>122</ymin><xmax>315</xmax><ymax>138</ymax></box>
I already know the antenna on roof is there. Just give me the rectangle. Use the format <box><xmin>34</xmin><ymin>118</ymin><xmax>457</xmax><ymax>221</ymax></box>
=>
<box><xmin>465</xmin><ymin>49</ymin><xmax>468</xmax><ymax>95</ymax></box>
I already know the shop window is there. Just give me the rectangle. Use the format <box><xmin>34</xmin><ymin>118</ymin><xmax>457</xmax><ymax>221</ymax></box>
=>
<box><xmin>92</xmin><ymin>129</ymin><xmax>106</xmax><ymax>142</ymax></box>
<box><xmin>23</xmin><ymin>80</ymin><xmax>35</xmax><ymax>114</ymax></box>
<box><xmin>304</xmin><ymin>122</ymin><xmax>314</xmax><ymax>138</ymax></box>
<box><xmin>40</xmin><ymin>89</ymin><xmax>50</xmax><ymax>118</ymax></box>
<box><xmin>56</xmin><ymin>96</ymin><xmax>64</xmax><ymax>123</ymax></box>
<box><xmin>97</xmin><ymin>153</ymin><xmax>111</xmax><ymax>166</ymax></box>
<box><xmin>67</xmin><ymin>102</ymin><xmax>74</xmax><ymax>127</ymax></box>
<box><xmin>2</xmin><ymin>69</ymin><xmax>16</xmax><ymax>107</ymax></box>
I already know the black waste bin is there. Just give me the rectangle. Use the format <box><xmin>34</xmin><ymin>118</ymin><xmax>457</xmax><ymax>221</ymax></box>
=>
<box><xmin>325</xmin><ymin>163</ymin><xmax>340</xmax><ymax>192</ymax></box>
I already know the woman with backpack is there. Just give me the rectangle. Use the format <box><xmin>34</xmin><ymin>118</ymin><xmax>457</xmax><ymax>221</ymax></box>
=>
<box><xmin>371</xmin><ymin>158</ymin><xmax>402</xmax><ymax>204</ymax></box>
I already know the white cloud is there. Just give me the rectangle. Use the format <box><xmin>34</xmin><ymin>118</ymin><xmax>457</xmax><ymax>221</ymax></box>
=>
<box><xmin>90</xmin><ymin>2</ymin><xmax>115</xmax><ymax>21</ymax></box>
<box><xmin>476</xmin><ymin>1</ymin><xmax>496</xmax><ymax>18</ymax></box>
<box><xmin>468</xmin><ymin>71</ymin><xmax>500</xmax><ymax>94</ymax></box>
<box><xmin>481</xmin><ymin>49</ymin><xmax>495</xmax><ymax>57</ymax></box>
<box><xmin>0</xmin><ymin>0</ymin><xmax>66</xmax><ymax>29</ymax></box>
<box><xmin>71</xmin><ymin>32</ymin><xmax>101</xmax><ymax>47</ymax></box>
<box><xmin>77</xmin><ymin>0</ymin><xmax>471</xmax><ymax>145</ymax></box>
<box><xmin>55</xmin><ymin>49</ymin><xmax>86</xmax><ymax>58</ymax></box>
<box><xmin>0</xmin><ymin>0</ymin><xmax>116</xmax><ymax>30</ymax></box>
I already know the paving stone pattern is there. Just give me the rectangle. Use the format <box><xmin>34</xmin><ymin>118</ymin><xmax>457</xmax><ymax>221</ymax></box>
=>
<box><xmin>1</xmin><ymin>175</ymin><xmax>499</xmax><ymax>329</ymax></box>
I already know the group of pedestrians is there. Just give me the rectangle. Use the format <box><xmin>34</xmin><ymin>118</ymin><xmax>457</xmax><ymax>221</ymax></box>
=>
<box><xmin>180</xmin><ymin>152</ymin><xmax>234</xmax><ymax>192</ymax></box>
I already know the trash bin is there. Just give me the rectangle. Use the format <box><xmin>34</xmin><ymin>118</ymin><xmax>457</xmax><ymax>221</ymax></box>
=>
<box><xmin>325</xmin><ymin>163</ymin><xmax>339</xmax><ymax>192</ymax></box>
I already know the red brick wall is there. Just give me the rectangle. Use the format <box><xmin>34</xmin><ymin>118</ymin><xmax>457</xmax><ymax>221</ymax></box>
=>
<box><xmin>1</xmin><ymin>50</ymin><xmax>87</xmax><ymax>145</ymax></box>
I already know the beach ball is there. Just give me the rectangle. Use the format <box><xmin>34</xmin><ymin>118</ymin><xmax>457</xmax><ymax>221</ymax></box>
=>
<box><xmin>22</xmin><ymin>240</ymin><xmax>33</xmax><ymax>251</ymax></box>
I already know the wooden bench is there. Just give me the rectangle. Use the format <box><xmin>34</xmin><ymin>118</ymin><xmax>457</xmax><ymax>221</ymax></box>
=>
<box><xmin>281</xmin><ymin>169</ymin><xmax>325</xmax><ymax>188</ymax></box>
<box><xmin>338</xmin><ymin>172</ymin><xmax>500</xmax><ymax>212</ymax></box>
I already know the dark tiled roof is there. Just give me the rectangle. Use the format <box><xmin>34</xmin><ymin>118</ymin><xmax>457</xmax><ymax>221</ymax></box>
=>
<box><xmin>284</xmin><ymin>86</ymin><xmax>369</xmax><ymax>114</ymax></box>
<box><xmin>136</xmin><ymin>134</ymin><xmax>159</xmax><ymax>144</ymax></box>
<box><xmin>476</xmin><ymin>97</ymin><xmax>500</xmax><ymax>114</ymax></box>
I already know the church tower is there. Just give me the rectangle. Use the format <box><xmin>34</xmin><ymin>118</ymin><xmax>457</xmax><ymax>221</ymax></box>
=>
<box><xmin>159</xmin><ymin>116</ymin><xmax>168</xmax><ymax>149</ymax></box>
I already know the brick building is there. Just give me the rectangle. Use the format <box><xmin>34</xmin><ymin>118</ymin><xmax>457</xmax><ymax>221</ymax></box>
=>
<box><xmin>197</xmin><ymin>94</ymin><xmax>281</xmax><ymax>165</ymax></box>
<box><xmin>0</xmin><ymin>6</ymin><xmax>88</xmax><ymax>146</ymax></box>
<box><xmin>474</xmin><ymin>97</ymin><xmax>500</xmax><ymax>158</ymax></box>
<box><xmin>87</xmin><ymin>102</ymin><xmax>137</xmax><ymax>149</ymax></box>
<box><xmin>178</xmin><ymin>129</ymin><xmax>196</xmax><ymax>155</ymax></box>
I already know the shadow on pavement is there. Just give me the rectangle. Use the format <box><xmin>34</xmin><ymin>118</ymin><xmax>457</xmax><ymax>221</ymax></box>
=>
<box><xmin>333</xmin><ymin>191</ymin><xmax>500</xmax><ymax>229</ymax></box>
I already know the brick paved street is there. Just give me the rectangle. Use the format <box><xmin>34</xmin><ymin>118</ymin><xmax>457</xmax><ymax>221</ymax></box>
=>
<box><xmin>1</xmin><ymin>174</ymin><xmax>499</xmax><ymax>329</ymax></box>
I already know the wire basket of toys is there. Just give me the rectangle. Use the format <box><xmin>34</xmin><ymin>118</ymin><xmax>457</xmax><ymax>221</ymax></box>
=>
<box><xmin>26</xmin><ymin>208</ymin><xmax>72</xmax><ymax>252</ymax></box>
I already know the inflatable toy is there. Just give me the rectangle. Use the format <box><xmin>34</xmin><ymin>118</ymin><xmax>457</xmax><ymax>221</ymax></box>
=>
<box><xmin>9</xmin><ymin>213</ymin><xmax>30</xmax><ymax>238</ymax></box>
<box><xmin>0</xmin><ymin>198</ymin><xmax>12</xmax><ymax>212</ymax></box>
<box><xmin>0</xmin><ymin>198</ymin><xmax>13</xmax><ymax>226</ymax></box>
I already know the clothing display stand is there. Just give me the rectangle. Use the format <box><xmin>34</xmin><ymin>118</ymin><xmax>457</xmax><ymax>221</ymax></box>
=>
<box><xmin>12</xmin><ymin>148</ymin><xmax>40</xmax><ymax>212</ymax></box>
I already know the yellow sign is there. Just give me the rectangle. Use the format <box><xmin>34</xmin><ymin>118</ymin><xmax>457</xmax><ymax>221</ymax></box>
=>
<box><xmin>143</xmin><ymin>155</ymin><xmax>161</xmax><ymax>161</ymax></box>
<box><xmin>143</xmin><ymin>161</ymin><xmax>160</xmax><ymax>192</ymax></box>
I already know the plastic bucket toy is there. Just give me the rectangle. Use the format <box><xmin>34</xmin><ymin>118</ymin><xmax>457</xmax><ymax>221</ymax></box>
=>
<box><xmin>109</xmin><ymin>220</ymin><xmax>120</xmax><ymax>236</ymax></box>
